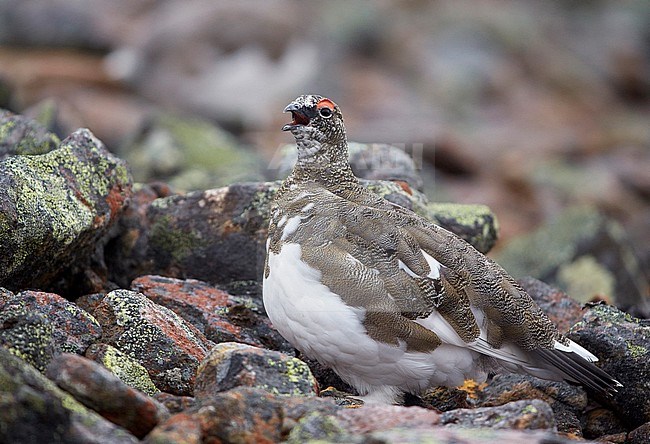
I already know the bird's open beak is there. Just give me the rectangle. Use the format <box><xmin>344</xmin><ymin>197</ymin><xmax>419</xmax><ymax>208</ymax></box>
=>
<box><xmin>282</xmin><ymin>103</ymin><xmax>312</xmax><ymax>131</ymax></box>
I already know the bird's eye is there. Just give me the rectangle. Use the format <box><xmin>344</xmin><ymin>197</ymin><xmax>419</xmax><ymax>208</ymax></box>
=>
<box><xmin>319</xmin><ymin>107</ymin><xmax>333</xmax><ymax>118</ymax></box>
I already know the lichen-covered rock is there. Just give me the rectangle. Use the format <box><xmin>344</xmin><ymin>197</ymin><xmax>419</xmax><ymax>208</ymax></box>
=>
<box><xmin>89</xmin><ymin>289</ymin><xmax>214</xmax><ymax>396</ymax></box>
<box><xmin>518</xmin><ymin>277</ymin><xmax>585</xmax><ymax>334</ymax></box>
<box><xmin>105</xmin><ymin>180</ymin><xmax>498</xmax><ymax>290</ymax></box>
<box><xmin>440</xmin><ymin>399</ymin><xmax>556</xmax><ymax>431</ymax></box>
<box><xmin>131</xmin><ymin>275</ymin><xmax>292</xmax><ymax>353</ymax></box>
<box><xmin>426</xmin><ymin>202</ymin><xmax>499</xmax><ymax>254</ymax></box>
<box><xmin>476</xmin><ymin>373</ymin><xmax>587</xmax><ymax>436</ymax></box>
<box><xmin>85</xmin><ymin>343</ymin><xmax>159</xmax><ymax>396</ymax></box>
<box><xmin>46</xmin><ymin>353</ymin><xmax>169</xmax><ymax>438</ymax></box>
<box><xmin>194</xmin><ymin>342</ymin><xmax>317</xmax><ymax>399</ymax></box>
<box><xmin>0</xmin><ymin>289</ymin><xmax>102</xmax><ymax>371</ymax></box>
<box><xmin>0</xmin><ymin>347</ymin><xmax>137</xmax><ymax>443</ymax></box>
<box><xmin>568</xmin><ymin>304</ymin><xmax>650</xmax><ymax>428</ymax></box>
<box><xmin>495</xmin><ymin>206</ymin><xmax>648</xmax><ymax>309</ymax></box>
<box><xmin>0</xmin><ymin>108</ymin><xmax>60</xmax><ymax>158</ymax></box>
<box><xmin>119</xmin><ymin>112</ymin><xmax>264</xmax><ymax>192</ymax></box>
<box><xmin>0</xmin><ymin>127</ymin><xmax>132</xmax><ymax>291</ymax></box>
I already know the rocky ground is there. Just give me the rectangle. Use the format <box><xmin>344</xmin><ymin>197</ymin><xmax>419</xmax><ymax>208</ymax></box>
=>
<box><xmin>1</xmin><ymin>1</ymin><xmax>649</xmax><ymax>443</ymax></box>
<box><xmin>1</xmin><ymin>110</ymin><xmax>650</xmax><ymax>444</ymax></box>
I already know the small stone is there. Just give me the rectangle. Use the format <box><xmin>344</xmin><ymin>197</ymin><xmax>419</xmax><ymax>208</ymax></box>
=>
<box><xmin>143</xmin><ymin>412</ymin><xmax>203</xmax><ymax>444</ymax></box>
<box><xmin>194</xmin><ymin>342</ymin><xmax>317</xmax><ymax>400</ymax></box>
<box><xmin>153</xmin><ymin>392</ymin><xmax>196</xmax><ymax>414</ymax></box>
<box><xmin>131</xmin><ymin>275</ymin><xmax>292</xmax><ymax>353</ymax></box>
<box><xmin>46</xmin><ymin>353</ymin><xmax>169</xmax><ymax>438</ymax></box>
<box><xmin>366</xmin><ymin>428</ymin><xmax>574</xmax><ymax>443</ymax></box>
<box><xmin>440</xmin><ymin>399</ymin><xmax>556</xmax><ymax>431</ymax></box>
<box><xmin>90</xmin><ymin>289</ymin><xmax>214</xmax><ymax>396</ymax></box>
<box><xmin>568</xmin><ymin>304</ymin><xmax>650</xmax><ymax>428</ymax></box>
<box><xmin>85</xmin><ymin>343</ymin><xmax>159</xmax><ymax>396</ymax></box>
<box><xmin>286</xmin><ymin>411</ymin><xmax>349</xmax><ymax>444</ymax></box>
<box><xmin>581</xmin><ymin>407</ymin><xmax>626</xmax><ymax>440</ymax></box>
<box><xmin>421</xmin><ymin>386</ymin><xmax>471</xmax><ymax>412</ymax></box>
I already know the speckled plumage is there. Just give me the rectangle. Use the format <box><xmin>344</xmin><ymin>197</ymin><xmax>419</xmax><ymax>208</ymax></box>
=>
<box><xmin>263</xmin><ymin>94</ymin><xmax>621</xmax><ymax>404</ymax></box>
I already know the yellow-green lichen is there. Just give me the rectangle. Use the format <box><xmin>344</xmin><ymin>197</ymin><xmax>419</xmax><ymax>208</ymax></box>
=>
<box><xmin>98</xmin><ymin>344</ymin><xmax>159</xmax><ymax>396</ymax></box>
<box><xmin>284</xmin><ymin>357</ymin><xmax>312</xmax><ymax>384</ymax></box>
<box><xmin>626</xmin><ymin>342</ymin><xmax>647</xmax><ymax>359</ymax></box>
<box><xmin>149</xmin><ymin>214</ymin><xmax>202</xmax><ymax>262</ymax></box>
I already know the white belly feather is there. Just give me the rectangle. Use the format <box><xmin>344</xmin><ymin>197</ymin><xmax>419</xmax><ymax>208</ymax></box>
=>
<box><xmin>263</xmin><ymin>242</ymin><xmax>485</xmax><ymax>402</ymax></box>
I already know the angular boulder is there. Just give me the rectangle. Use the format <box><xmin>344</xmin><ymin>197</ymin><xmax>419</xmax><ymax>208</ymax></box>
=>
<box><xmin>0</xmin><ymin>347</ymin><xmax>137</xmax><ymax>443</ymax></box>
<box><xmin>89</xmin><ymin>290</ymin><xmax>214</xmax><ymax>396</ymax></box>
<box><xmin>0</xmin><ymin>127</ymin><xmax>132</xmax><ymax>291</ymax></box>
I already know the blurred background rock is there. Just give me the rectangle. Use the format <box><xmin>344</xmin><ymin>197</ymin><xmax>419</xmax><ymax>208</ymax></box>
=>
<box><xmin>0</xmin><ymin>0</ymin><xmax>648</xmax><ymax>310</ymax></box>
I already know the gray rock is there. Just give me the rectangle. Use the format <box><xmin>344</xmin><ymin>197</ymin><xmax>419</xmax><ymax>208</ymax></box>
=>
<box><xmin>567</xmin><ymin>303</ymin><xmax>650</xmax><ymax>428</ymax></box>
<box><xmin>46</xmin><ymin>353</ymin><xmax>169</xmax><ymax>439</ymax></box>
<box><xmin>194</xmin><ymin>342</ymin><xmax>317</xmax><ymax>399</ymax></box>
<box><xmin>0</xmin><ymin>127</ymin><xmax>132</xmax><ymax>292</ymax></box>
<box><xmin>476</xmin><ymin>373</ymin><xmax>587</xmax><ymax>437</ymax></box>
<box><xmin>495</xmin><ymin>206</ymin><xmax>648</xmax><ymax>309</ymax></box>
<box><xmin>0</xmin><ymin>347</ymin><xmax>137</xmax><ymax>443</ymax></box>
<box><xmin>440</xmin><ymin>399</ymin><xmax>556</xmax><ymax>431</ymax></box>
<box><xmin>89</xmin><ymin>290</ymin><xmax>214</xmax><ymax>396</ymax></box>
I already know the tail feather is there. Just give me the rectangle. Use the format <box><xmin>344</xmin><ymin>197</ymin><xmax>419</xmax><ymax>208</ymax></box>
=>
<box><xmin>533</xmin><ymin>347</ymin><xmax>622</xmax><ymax>398</ymax></box>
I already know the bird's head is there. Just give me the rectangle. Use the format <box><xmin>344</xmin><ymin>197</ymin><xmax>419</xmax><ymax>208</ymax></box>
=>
<box><xmin>282</xmin><ymin>95</ymin><xmax>346</xmax><ymax>159</ymax></box>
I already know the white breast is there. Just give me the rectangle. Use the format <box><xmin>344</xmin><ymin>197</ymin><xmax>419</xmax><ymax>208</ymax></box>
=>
<box><xmin>263</xmin><ymin>242</ymin><xmax>485</xmax><ymax>400</ymax></box>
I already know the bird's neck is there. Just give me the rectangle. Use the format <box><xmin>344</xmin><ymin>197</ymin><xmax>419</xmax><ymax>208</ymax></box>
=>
<box><xmin>287</xmin><ymin>139</ymin><xmax>359</xmax><ymax>193</ymax></box>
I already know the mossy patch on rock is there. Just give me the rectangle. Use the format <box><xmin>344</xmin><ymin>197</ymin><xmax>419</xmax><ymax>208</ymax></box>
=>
<box><xmin>0</xmin><ymin>128</ymin><xmax>132</xmax><ymax>291</ymax></box>
<box><xmin>495</xmin><ymin>205</ymin><xmax>648</xmax><ymax>308</ymax></box>
<box><xmin>85</xmin><ymin>343</ymin><xmax>159</xmax><ymax>396</ymax></box>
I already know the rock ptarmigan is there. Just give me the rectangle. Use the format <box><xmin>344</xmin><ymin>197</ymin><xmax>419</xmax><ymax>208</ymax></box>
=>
<box><xmin>263</xmin><ymin>94</ymin><xmax>621</xmax><ymax>404</ymax></box>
